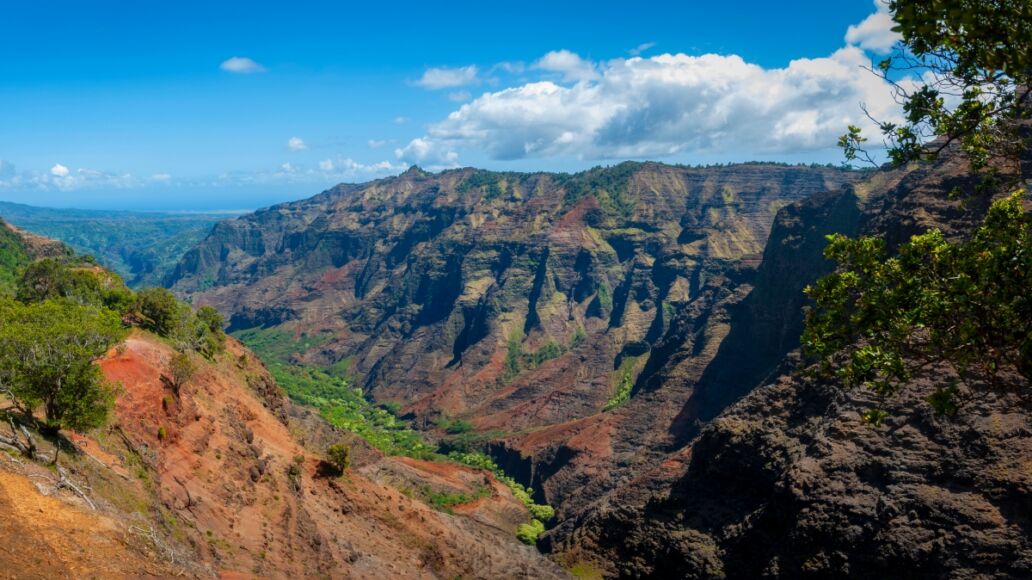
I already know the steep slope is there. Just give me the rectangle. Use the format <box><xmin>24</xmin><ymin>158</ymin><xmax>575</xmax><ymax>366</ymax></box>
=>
<box><xmin>106</xmin><ymin>332</ymin><xmax>566</xmax><ymax>577</ymax></box>
<box><xmin>168</xmin><ymin>162</ymin><xmax>860</xmax><ymax>517</ymax></box>
<box><xmin>0</xmin><ymin>331</ymin><xmax>565</xmax><ymax>578</ymax></box>
<box><xmin>549</xmin><ymin>150</ymin><xmax>1032</xmax><ymax>577</ymax></box>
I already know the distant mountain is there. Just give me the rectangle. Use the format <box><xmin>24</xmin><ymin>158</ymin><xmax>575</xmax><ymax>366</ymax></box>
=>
<box><xmin>0</xmin><ymin>201</ymin><xmax>236</xmax><ymax>288</ymax></box>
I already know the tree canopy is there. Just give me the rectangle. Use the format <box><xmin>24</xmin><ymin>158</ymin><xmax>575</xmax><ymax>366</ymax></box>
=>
<box><xmin>0</xmin><ymin>299</ymin><xmax>127</xmax><ymax>431</ymax></box>
<box><xmin>815</xmin><ymin>0</ymin><xmax>1032</xmax><ymax>421</ymax></box>
<box><xmin>841</xmin><ymin>0</ymin><xmax>1031</xmax><ymax>172</ymax></box>
<box><xmin>803</xmin><ymin>193</ymin><xmax>1031</xmax><ymax>423</ymax></box>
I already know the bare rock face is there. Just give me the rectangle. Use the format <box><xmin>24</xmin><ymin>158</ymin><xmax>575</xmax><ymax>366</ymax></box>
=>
<box><xmin>168</xmin><ymin>162</ymin><xmax>859</xmax><ymax>517</ymax></box>
<box><xmin>549</xmin><ymin>152</ymin><xmax>1032</xmax><ymax>578</ymax></box>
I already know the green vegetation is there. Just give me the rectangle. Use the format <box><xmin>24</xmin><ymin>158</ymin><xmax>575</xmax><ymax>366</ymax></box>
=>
<box><xmin>0</xmin><ymin>201</ymin><xmax>229</xmax><ymax>287</ymax></box>
<box><xmin>168</xmin><ymin>351</ymin><xmax>196</xmax><ymax>396</ymax></box>
<box><xmin>437</xmin><ymin>417</ymin><xmax>475</xmax><ymax>434</ymax></box>
<box><xmin>0</xmin><ymin>299</ymin><xmax>127</xmax><ymax>432</ymax></box>
<box><xmin>604</xmin><ymin>357</ymin><xmax>639</xmax><ymax>411</ymax></box>
<box><xmin>18</xmin><ymin>258</ymin><xmax>134</xmax><ymax>312</ymax></box>
<box><xmin>234</xmin><ymin>323</ymin><xmax>556</xmax><ymax>540</ymax></box>
<box><xmin>516</xmin><ymin>519</ymin><xmax>545</xmax><ymax>545</ymax></box>
<box><xmin>817</xmin><ymin>0</ymin><xmax>1032</xmax><ymax>424</ymax></box>
<box><xmin>325</xmin><ymin>442</ymin><xmax>351</xmax><ymax>475</ymax></box>
<box><xmin>425</xmin><ymin>484</ymin><xmax>491</xmax><ymax>514</ymax></box>
<box><xmin>447</xmin><ymin>450</ymin><xmax>555</xmax><ymax>532</ymax></box>
<box><xmin>457</xmin><ymin>170</ymin><xmax>512</xmax><ymax>201</ymax></box>
<box><xmin>804</xmin><ymin>192</ymin><xmax>1031</xmax><ymax>423</ymax></box>
<box><xmin>840</xmin><ymin>0</ymin><xmax>1031</xmax><ymax>174</ymax></box>
<box><xmin>232</xmin><ymin>326</ymin><xmax>333</xmax><ymax>364</ymax></box>
<box><xmin>0</xmin><ymin>246</ymin><xmax>226</xmax><ymax>450</ymax></box>
<box><xmin>501</xmin><ymin>329</ymin><xmax>571</xmax><ymax>383</ymax></box>
<box><xmin>271</xmin><ymin>363</ymin><xmax>438</xmax><ymax>458</ymax></box>
<box><xmin>558</xmin><ymin>161</ymin><xmax>641</xmax><ymax>217</ymax></box>
<box><xmin>0</xmin><ymin>220</ymin><xmax>30</xmax><ymax>295</ymax></box>
<box><xmin>135</xmin><ymin>287</ymin><xmax>225</xmax><ymax>359</ymax></box>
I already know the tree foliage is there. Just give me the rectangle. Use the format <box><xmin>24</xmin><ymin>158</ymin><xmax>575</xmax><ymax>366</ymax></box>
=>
<box><xmin>168</xmin><ymin>351</ymin><xmax>196</xmax><ymax>396</ymax></box>
<box><xmin>17</xmin><ymin>258</ymin><xmax>135</xmax><ymax>312</ymax></box>
<box><xmin>135</xmin><ymin>287</ymin><xmax>225</xmax><ymax>358</ymax></box>
<box><xmin>0</xmin><ymin>299</ymin><xmax>127</xmax><ymax>431</ymax></box>
<box><xmin>841</xmin><ymin>0</ymin><xmax>1032</xmax><ymax>172</ymax></box>
<box><xmin>803</xmin><ymin>192</ymin><xmax>1031</xmax><ymax>422</ymax></box>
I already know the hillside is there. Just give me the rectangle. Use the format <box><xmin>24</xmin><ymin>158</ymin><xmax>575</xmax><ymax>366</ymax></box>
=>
<box><xmin>0</xmin><ymin>230</ymin><xmax>566</xmax><ymax>578</ymax></box>
<box><xmin>0</xmin><ymin>201</ymin><xmax>230</xmax><ymax>288</ymax></box>
<box><xmin>167</xmin><ymin>162</ymin><xmax>861</xmax><ymax>522</ymax></box>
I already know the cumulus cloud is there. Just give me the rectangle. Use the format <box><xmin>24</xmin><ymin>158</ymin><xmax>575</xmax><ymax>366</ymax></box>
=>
<box><xmin>50</xmin><ymin>163</ymin><xmax>69</xmax><ymax>177</ymax></box>
<box><xmin>448</xmin><ymin>90</ymin><xmax>472</xmax><ymax>102</ymax></box>
<box><xmin>287</xmin><ymin>136</ymin><xmax>308</xmax><ymax>151</ymax></box>
<box><xmin>220</xmin><ymin>56</ymin><xmax>266</xmax><ymax>74</ymax></box>
<box><xmin>845</xmin><ymin>1</ymin><xmax>900</xmax><ymax>53</ymax></box>
<box><xmin>394</xmin><ymin>137</ymin><xmax>460</xmax><ymax>168</ymax></box>
<box><xmin>534</xmin><ymin>50</ymin><xmax>598</xmax><ymax>83</ymax></box>
<box><xmin>421</xmin><ymin>40</ymin><xmax>907</xmax><ymax>161</ymax></box>
<box><xmin>415</xmin><ymin>65</ymin><xmax>478</xmax><ymax>89</ymax></box>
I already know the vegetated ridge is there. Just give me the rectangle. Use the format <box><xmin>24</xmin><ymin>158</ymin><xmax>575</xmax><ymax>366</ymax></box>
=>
<box><xmin>0</xmin><ymin>200</ymin><xmax>231</xmax><ymax>288</ymax></box>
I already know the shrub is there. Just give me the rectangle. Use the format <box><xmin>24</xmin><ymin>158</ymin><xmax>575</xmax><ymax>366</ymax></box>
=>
<box><xmin>516</xmin><ymin>519</ymin><xmax>545</xmax><ymax>545</ymax></box>
<box><xmin>325</xmin><ymin>443</ymin><xmax>351</xmax><ymax>475</ymax></box>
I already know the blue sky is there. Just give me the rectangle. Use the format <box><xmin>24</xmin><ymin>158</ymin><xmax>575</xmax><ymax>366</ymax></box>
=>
<box><xmin>0</xmin><ymin>1</ymin><xmax>900</xmax><ymax>210</ymax></box>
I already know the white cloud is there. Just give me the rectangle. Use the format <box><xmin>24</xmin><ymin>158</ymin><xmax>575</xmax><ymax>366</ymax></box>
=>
<box><xmin>394</xmin><ymin>137</ymin><xmax>460</xmax><ymax>169</ymax></box>
<box><xmin>845</xmin><ymin>1</ymin><xmax>900</xmax><ymax>53</ymax></box>
<box><xmin>287</xmin><ymin>136</ymin><xmax>308</xmax><ymax>151</ymax></box>
<box><xmin>415</xmin><ymin>65</ymin><xmax>478</xmax><ymax>89</ymax></box>
<box><xmin>534</xmin><ymin>50</ymin><xmax>598</xmax><ymax>83</ymax></box>
<box><xmin>319</xmin><ymin>159</ymin><xmax>335</xmax><ymax>171</ymax></box>
<box><xmin>425</xmin><ymin>46</ymin><xmax>906</xmax><ymax>160</ymax></box>
<box><xmin>151</xmin><ymin>173</ymin><xmax>172</xmax><ymax>182</ymax></box>
<box><xmin>393</xmin><ymin>116</ymin><xmax>409</xmax><ymax>125</ymax></box>
<box><xmin>629</xmin><ymin>42</ymin><xmax>656</xmax><ymax>57</ymax></box>
<box><xmin>367</xmin><ymin>139</ymin><xmax>388</xmax><ymax>149</ymax></box>
<box><xmin>220</xmin><ymin>56</ymin><xmax>266</xmax><ymax>74</ymax></box>
<box><xmin>0</xmin><ymin>163</ymin><xmax>138</xmax><ymax>191</ymax></box>
<box><xmin>280</xmin><ymin>162</ymin><xmax>297</xmax><ymax>173</ymax></box>
<box><xmin>448</xmin><ymin>90</ymin><xmax>472</xmax><ymax>102</ymax></box>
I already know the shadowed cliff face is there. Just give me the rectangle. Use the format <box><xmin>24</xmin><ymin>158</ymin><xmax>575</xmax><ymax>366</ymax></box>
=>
<box><xmin>549</xmin><ymin>151</ymin><xmax>1032</xmax><ymax>578</ymax></box>
<box><xmin>168</xmin><ymin>161</ymin><xmax>861</xmax><ymax>519</ymax></box>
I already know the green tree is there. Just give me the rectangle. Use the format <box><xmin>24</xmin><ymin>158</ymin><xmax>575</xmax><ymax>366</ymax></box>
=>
<box><xmin>803</xmin><ymin>192</ymin><xmax>1031</xmax><ymax>422</ymax></box>
<box><xmin>840</xmin><ymin>0</ymin><xmax>1031</xmax><ymax>172</ymax></box>
<box><xmin>167</xmin><ymin>351</ymin><xmax>196</xmax><ymax>396</ymax></box>
<box><xmin>135</xmin><ymin>287</ymin><xmax>184</xmax><ymax>336</ymax></box>
<box><xmin>0</xmin><ymin>299</ymin><xmax>127</xmax><ymax>432</ymax></box>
